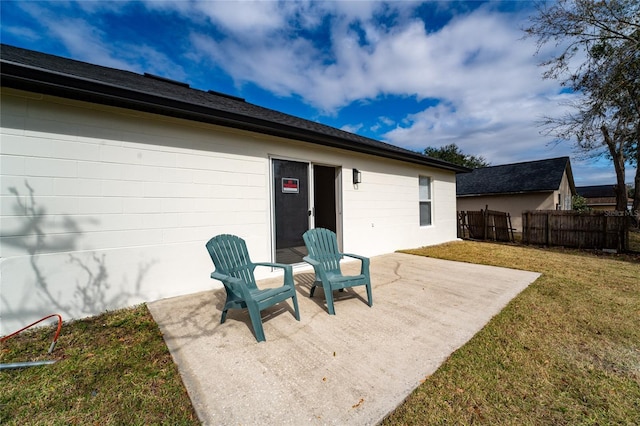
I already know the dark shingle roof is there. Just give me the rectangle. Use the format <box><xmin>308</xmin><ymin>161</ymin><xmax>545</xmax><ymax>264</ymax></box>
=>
<box><xmin>575</xmin><ymin>185</ymin><xmax>616</xmax><ymax>198</ymax></box>
<box><xmin>456</xmin><ymin>157</ymin><xmax>574</xmax><ymax>196</ymax></box>
<box><xmin>0</xmin><ymin>44</ymin><xmax>469</xmax><ymax>173</ymax></box>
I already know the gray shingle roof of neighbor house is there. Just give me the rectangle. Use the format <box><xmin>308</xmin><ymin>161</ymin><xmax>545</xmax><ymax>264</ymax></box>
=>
<box><xmin>575</xmin><ymin>185</ymin><xmax>616</xmax><ymax>198</ymax></box>
<box><xmin>0</xmin><ymin>44</ymin><xmax>470</xmax><ymax>174</ymax></box>
<box><xmin>456</xmin><ymin>156</ymin><xmax>576</xmax><ymax>196</ymax></box>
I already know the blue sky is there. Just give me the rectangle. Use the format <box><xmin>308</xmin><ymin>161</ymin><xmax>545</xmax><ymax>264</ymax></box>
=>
<box><xmin>1</xmin><ymin>0</ymin><xmax>635</xmax><ymax>185</ymax></box>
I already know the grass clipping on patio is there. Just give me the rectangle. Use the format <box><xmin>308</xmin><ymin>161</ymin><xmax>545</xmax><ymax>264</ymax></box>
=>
<box><xmin>0</xmin><ymin>305</ymin><xmax>198</xmax><ymax>425</ymax></box>
<box><xmin>1</xmin><ymin>241</ymin><xmax>638</xmax><ymax>425</ymax></box>
<box><xmin>384</xmin><ymin>241</ymin><xmax>640</xmax><ymax>425</ymax></box>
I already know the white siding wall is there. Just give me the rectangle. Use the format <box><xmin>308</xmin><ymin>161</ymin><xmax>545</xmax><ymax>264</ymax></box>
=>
<box><xmin>338</xmin><ymin>156</ymin><xmax>457</xmax><ymax>255</ymax></box>
<box><xmin>554</xmin><ymin>170</ymin><xmax>574</xmax><ymax>210</ymax></box>
<box><xmin>0</xmin><ymin>88</ymin><xmax>458</xmax><ymax>333</ymax></box>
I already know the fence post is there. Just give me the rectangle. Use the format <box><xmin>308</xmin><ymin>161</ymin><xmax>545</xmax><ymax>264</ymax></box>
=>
<box><xmin>483</xmin><ymin>205</ymin><xmax>489</xmax><ymax>240</ymax></box>
<box><xmin>457</xmin><ymin>211</ymin><xmax>467</xmax><ymax>239</ymax></box>
<box><xmin>546</xmin><ymin>212</ymin><xmax>551</xmax><ymax>246</ymax></box>
<box><xmin>508</xmin><ymin>213</ymin><xmax>514</xmax><ymax>242</ymax></box>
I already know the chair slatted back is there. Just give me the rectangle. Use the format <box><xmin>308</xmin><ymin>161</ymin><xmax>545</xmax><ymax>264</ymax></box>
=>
<box><xmin>206</xmin><ymin>234</ymin><xmax>257</xmax><ymax>288</ymax></box>
<box><xmin>303</xmin><ymin>228</ymin><xmax>341</xmax><ymax>274</ymax></box>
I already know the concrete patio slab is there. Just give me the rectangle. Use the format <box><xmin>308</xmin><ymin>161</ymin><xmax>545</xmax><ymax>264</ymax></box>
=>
<box><xmin>148</xmin><ymin>252</ymin><xmax>540</xmax><ymax>425</ymax></box>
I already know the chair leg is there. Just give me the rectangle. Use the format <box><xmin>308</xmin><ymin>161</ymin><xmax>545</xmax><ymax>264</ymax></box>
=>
<box><xmin>310</xmin><ymin>285</ymin><xmax>316</xmax><ymax>298</ymax></box>
<box><xmin>323</xmin><ymin>286</ymin><xmax>336</xmax><ymax>315</ymax></box>
<box><xmin>220</xmin><ymin>309</ymin><xmax>228</xmax><ymax>324</ymax></box>
<box><xmin>246</xmin><ymin>302</ymin><xmax>266</xmax><ymax>342</ymax></box>
<box><xmin>291</xmin><ymin>293</ymin><xmax>301</xmax><ymax>321</ymax></box>
<box><xmin>365</xmin><ymin>282</ymin><xmax>373</xmax><ymax>307</ymax></box>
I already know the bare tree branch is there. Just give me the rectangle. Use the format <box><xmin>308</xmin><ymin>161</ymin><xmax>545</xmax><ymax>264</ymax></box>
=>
<box><xmin>526</xmin><ymin>0</ymin><xmax>640</xmax><ymax>211</ymax></box>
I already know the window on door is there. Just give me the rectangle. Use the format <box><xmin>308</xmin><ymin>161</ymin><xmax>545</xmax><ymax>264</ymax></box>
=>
<box><xmin>419</xmin><ymin>176</ymin><xmax>432</xmax><ymax>226</ymax></box>
<box><xmin>272</xmin><ymin>159</ymin><xmax>310</xmax><ymax>264</ymax></box>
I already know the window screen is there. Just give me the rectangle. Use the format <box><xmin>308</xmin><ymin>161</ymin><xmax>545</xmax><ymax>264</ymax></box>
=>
<box><xmin>419</xmin><ymin>176</ymin><xmax>432</xmax><ymax>226</ymax></box>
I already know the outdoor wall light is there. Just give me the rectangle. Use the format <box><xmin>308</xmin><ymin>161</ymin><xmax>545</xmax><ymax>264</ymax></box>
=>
<box><xmin>352</xmin><ymin>168</ymin><xmax>362</xmax><ymax>185</ymax></box>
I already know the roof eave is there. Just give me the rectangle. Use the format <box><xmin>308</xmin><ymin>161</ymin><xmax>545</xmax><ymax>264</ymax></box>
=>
<box><xmin>457</xmin><ymin>189</ymin><xmax>556</xmax><ymax>197</ymax></box>
<box><xmin>563</xmin><ymin>158</ymin><xmax>577</xmax><ymax>195</ymax></box>
<box><xmin>1</xmin><ymin>60</ymin><xmax>470</xmax><ymax>174</ymax></box>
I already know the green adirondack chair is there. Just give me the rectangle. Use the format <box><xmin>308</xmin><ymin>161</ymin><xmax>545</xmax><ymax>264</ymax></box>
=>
<box><xmin>205</xmin><ymin>234</ymin><xmax>300</xmax><ymax>342</ymax></box>
<box><xmin>302</xmin><ymin>228</ymin><xmax>372</xmax><ymax>315</ymax></box>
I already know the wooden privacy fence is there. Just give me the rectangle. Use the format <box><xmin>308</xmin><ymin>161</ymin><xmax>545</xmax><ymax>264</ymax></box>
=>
<box><xmin>458</xmin><ymin>208</ymin><xmax>514</xmax><ymax>242</ymax></box>
<box><xmin>522</xmin><ymin>210</ymin><xmax>629</xmax><ymax>251</ymax></box>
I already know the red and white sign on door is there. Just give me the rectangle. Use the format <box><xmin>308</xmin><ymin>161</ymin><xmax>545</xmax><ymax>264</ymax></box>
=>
<box><xmin>282</xmin><ymin>178</ymin><xmax>299</xmax><ymax>193</ymax></box>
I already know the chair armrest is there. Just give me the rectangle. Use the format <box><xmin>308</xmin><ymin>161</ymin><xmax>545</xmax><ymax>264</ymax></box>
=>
<box><xmin>302</xmin><ymin>256</ymin><xmax>320</xmax><ymax>267</ymax></box>
<box><xmin>342</xmin><ymin>253</ymin><xmax>370</xmax><ymax>275</ymax></box>
<box><xmin>342</xmin><ymin>253</ymin><xmax>367</xmax><ymax>262</ymax></box>
<box><xmin>211</xmin><ymin>271</ymin><xmax>244</xmax><ymax>286</ymax></box>
<box><xmin>211</xmin><ymin>271</ymin><xmax>247</xmax><ymax>294</ymax></box>
<box><xmin>252</xmin><ymin>262</ymin><xmax>294</xmax><ymax>288</ymax></box>
<box><xmin>303</xmin><ymin>256</ymin><xmax>331</xmax><ymax>283</ymax></box>
<box><xmin>253</xmin><ymin>262</ymin><xmax>291</xmax><ymax>272</ymax></box>
<box><xmin>211</xmin><ymin>271</ymin><xmax>229</xmax><ymax>281</ymax></box>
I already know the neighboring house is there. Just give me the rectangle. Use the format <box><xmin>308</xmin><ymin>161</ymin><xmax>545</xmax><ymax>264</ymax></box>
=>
<box><xmin>0</xmin><ymin>44</ymin><xmax>469</xmax><ymax>333</ymax></box>
<box><xmin>575</xmin><ymin>184</ymin><xmax>631</xmax><ymax>211</ymax></box>
<box><xmin>456</xmin><ymin>157</ymin><xmax>576</xmax><ymax>232</ymax></box>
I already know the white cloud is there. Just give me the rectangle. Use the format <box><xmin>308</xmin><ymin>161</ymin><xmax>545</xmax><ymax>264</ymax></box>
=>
<box><xmin>48</xmin><ymin>18</ymin><xmax>133</xmax><ymax>70</ymax></box>
<box><xmin>152</xmin><ymin>2</ymin><xmax>595</xmax><ymax>172</ymax></box>
<box><xmin>368</xmin><ymin>7</ymin><xmax>582</xmax><ymax>166</ymax></box>
<box><xmin>379</xmin><ymin>116</ymin><xmax>395</xmax><ymax>126</ymax></box>
<box><xmin>185</xmin><ymin>1</ymin><xmax>422</xmax><ymax>110</ymax></box>
<box><xmin>340</xmin><ymin>123</ymin><xmax>364</xmax><ymax>133</ymax></box>
<box><xmin>183</xmin><ymin>3</ymin><xmax>560</xmax><ymax>112</ymax></box>
<box><xmin>192</xmin><ymin>1</ymin><xmax>287</xmax><ymax>35</ymax></box>
<box><xmin>190</xmin><ymin>31</ymin><xmax>321</xmax><ymax>97</ymax></box>
<box><xmin>13</xmin><ymin>1</ymin><xmax>189</xmax><ymax>81</ymax></box>
<box><xmin>1</xmin><ymin>24</ymin><xmax>40</xmax><ymax>42</ymax></box>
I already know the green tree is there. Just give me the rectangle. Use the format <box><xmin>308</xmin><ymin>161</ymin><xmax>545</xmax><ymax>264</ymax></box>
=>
<box><xmin>572</xmin><ymin>194</ymin><xmax>591</xmax><ymax>213</ymax></box>
<box><xmin>423</xmin><ymin>143</ymin><xmax>490</xmax><ymax>169</ymax></box>
<box><xmin>525</xmin><ymin>0</ymin><xmax>640</xmax><ymax>211</ymax></box>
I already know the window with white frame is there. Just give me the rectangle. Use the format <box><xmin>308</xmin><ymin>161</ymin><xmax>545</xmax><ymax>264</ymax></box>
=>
<box><xmin>419</xmin><ymin>176</ymin><xmax>432</xmax><ymax>226</ymax></box>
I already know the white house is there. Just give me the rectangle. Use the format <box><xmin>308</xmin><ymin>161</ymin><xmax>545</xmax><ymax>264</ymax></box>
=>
<box><xmin>0</xmin><ymin>44</ymin><xmax>468</xmax><ymax>334</ymax></box>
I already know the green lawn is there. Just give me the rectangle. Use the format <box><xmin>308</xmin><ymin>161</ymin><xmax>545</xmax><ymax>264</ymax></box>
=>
<box><xmin>2</xmin><ymin>237</ymin><xmax>638</xmax><ymax>425</ymax></box>
<box><xmin>0</xmin><ymin>305</ymin><xmax>198</xmax><ymax>425</ymax></box>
